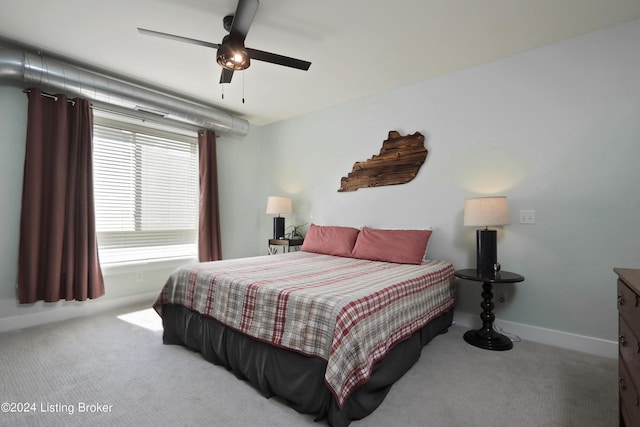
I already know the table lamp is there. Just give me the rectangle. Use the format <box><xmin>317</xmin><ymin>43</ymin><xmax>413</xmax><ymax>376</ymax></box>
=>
<box><xmin>266</xmin><ymin>196</ymin><xmax>292</xmax><ymax>239</ymax></box>
<box><xmin>463</xmin><ymin>196</ymin><xmax>510</xmax><ymax>277</ymax></box>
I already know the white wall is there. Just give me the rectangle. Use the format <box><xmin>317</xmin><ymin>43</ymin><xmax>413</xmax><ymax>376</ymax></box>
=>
<box><xmin>259</xmin><ymin>19</ymin><xmax>640</xmax><ymax>347</ymax></box>
<box><xmin>0</xmin><ymin>86</ymin><xmax>26</xmax><ymax>304</ymax></box>
<box><xmin>217</xmin><ymin>125</ymin><xmax>265</xmax><ymax>258</ymax></box>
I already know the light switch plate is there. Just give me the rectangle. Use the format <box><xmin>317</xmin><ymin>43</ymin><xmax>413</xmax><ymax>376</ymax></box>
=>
<box><xmin>520</xmin><ymin>210</ymin><xmax>536</xmax><ymax>224</ymax></box>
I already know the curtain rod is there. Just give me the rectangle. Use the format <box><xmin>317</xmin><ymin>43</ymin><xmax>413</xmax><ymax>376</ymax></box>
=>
<box><xmin>21</xmin><ymin>89</ymin><xmax>216</xmax><ymax>137</ymax></box>
<box><xmin>22</xmin><ymin>89</ymin><xmax>75</xmax><ymax>106</ymax></box>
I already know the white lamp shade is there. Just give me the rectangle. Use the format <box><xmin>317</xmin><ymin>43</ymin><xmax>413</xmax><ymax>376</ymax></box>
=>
<box><xmin>265</xmin><ymin>196</ymin><xmax>292</xmax><ymax>215</ymax></box>
<box><xmin>463</xmin><ymin>197</ymin><xmax>510</xmax><ymax>227</ymax></box>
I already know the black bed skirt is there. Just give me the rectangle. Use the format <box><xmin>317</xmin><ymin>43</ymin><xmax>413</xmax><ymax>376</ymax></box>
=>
<box><xmin>160</xmin><ymin>304</ymin><xmax>453</xmax><ymax>427</ymax></box>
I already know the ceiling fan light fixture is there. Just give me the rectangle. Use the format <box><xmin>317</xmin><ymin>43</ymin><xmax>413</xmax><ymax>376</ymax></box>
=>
<box><xmin>138</xmin><ymin>0</ymin><xmax>311</xmax><ymax>84</ymax></box>
<box><xmin>216</xmin><ymin>38</ymin><xmax>250</xmax><ymax>71</ymax></box>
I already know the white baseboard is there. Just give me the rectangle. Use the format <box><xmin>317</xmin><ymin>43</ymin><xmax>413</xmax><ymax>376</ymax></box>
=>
<box><xmin>453</xmin><ymin>311</ymin><xmax>617</xmax><ymax>359</ymax></box>
<box><xmin>0</xmin><ymin>291</ymin><xmax>158</xmax><ymax>334</ymax></box>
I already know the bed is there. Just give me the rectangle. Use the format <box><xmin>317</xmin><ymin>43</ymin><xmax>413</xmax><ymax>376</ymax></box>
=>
<box><xmin>153</xmin><ymin>226</ymin><xmax>455</xmax><ymax>426</ymax></box>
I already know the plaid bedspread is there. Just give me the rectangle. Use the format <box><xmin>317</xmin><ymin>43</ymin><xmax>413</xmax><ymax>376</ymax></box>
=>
<box><xmin>154</xmin><ymin>251</ymin><xmax>455</xmax><ymax>407</ymax></box>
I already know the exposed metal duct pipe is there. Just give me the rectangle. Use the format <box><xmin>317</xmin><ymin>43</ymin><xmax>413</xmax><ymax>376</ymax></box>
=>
<box><xmin>0</xmin><ymin>45</ymin><xmax>250</xmax><ymax>136</ymax></box>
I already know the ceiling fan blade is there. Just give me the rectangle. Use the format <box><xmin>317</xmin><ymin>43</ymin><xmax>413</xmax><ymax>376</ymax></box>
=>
<box><xmin>137</xmin><ymin>28</ymin><xmax>220</xmax><ymax>49</ymax></box>
<box><xmin>229</xmin><ymin>0</ymin><xmax>259</xmax><ymax>41</ymax></box>
<box><xmin>246</xmin><ymin>48</ymin><xmax>311</xmax><ymax>71</ymax></box>
<box><xmin>220</xmin><ymin>68</ymin><xmax>234</xmax><ymax>84</ymax></box>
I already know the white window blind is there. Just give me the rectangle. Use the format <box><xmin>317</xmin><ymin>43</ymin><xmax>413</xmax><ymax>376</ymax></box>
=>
<box><xmin>93</xmin><ymin>118</ymin><xmax>199</xmax><ymax>264</ymax></box>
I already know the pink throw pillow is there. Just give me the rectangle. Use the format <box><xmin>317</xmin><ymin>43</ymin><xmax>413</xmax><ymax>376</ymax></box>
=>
<box><xmin>301</xmin><ymin>224</ymin><xmax>360</xmax><ymax>257</ymax></box>
<box><xmin>351</xmin><ymin>227</ymin><xmax>432</xmax><ymax>265</ymax></box>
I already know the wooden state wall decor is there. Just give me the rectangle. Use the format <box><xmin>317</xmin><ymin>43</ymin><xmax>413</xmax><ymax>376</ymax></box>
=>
<box><xmin>338</xmin><ymin>131</ymin><xmax>428</xmax><ymax>192</ymax></box>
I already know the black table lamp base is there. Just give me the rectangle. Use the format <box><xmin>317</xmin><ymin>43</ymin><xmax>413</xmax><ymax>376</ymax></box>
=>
<box><xmin>476</xmin><ymin>228</ymin><xmax>497</xmax><ymax>277</ymax></box>
<box><xmin>273</xmin><ymin>216</ymin><xmax>285</xmax><ymax>239</ymax></box>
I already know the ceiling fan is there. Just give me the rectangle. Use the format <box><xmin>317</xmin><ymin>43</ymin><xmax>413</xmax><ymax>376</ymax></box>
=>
<box><xmin>138</xmin><ymin>0</ymin><xmax>311</xmax><ymax>84</ymax></box>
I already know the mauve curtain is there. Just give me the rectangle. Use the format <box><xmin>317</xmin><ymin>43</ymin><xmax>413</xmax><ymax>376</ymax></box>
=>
<box><xmin>198</xmin><ymin>130</ymin><xmax>222</xmax><ymax>262</ymax></box>
<box><xmin>18</xmin><ymin>88</ymin><xmax>105</xmax><ymax>303</ymax></box>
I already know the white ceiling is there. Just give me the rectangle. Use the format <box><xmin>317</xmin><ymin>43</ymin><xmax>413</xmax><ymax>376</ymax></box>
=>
<box><xmin>1</xmin><ymin>0</ymin><xmax>640</xmax><ymax>126</ymax></box>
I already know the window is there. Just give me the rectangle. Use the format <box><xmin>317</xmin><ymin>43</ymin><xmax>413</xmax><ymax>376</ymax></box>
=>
<box><xmin>93</xmin><ymin>118</ymin><xmax>199</xmax><ymax>265</ymax></box>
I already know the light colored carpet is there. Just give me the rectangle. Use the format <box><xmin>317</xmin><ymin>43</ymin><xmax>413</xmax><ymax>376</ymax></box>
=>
<box><xmin>0</xmin><ymin>302</ymin><xmax>617</xmax><ymax>426</ymax></box>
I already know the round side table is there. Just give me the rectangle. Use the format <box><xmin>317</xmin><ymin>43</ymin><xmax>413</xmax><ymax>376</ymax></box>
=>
<box><xmin>455</xmin><ymin>269</ymin><xmax>524</xmax><ymax>351</ymax></box>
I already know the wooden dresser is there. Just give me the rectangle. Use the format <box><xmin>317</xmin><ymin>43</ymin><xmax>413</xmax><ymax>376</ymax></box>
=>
<box><xmin>615</xmin><ymin>268</ymin><xmax>640</xmax><ymax>427</ymax></box>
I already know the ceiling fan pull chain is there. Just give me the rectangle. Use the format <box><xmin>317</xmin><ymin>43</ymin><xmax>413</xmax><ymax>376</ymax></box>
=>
<box><xmin>242</xmin><ymin>72</ymin><xmax>245</xmax><ymax>104</ymax></box>
<box><xmin>221</xmin><ymin>84</ymin><xmax>224</xmax><ymax>100</ymax></box>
